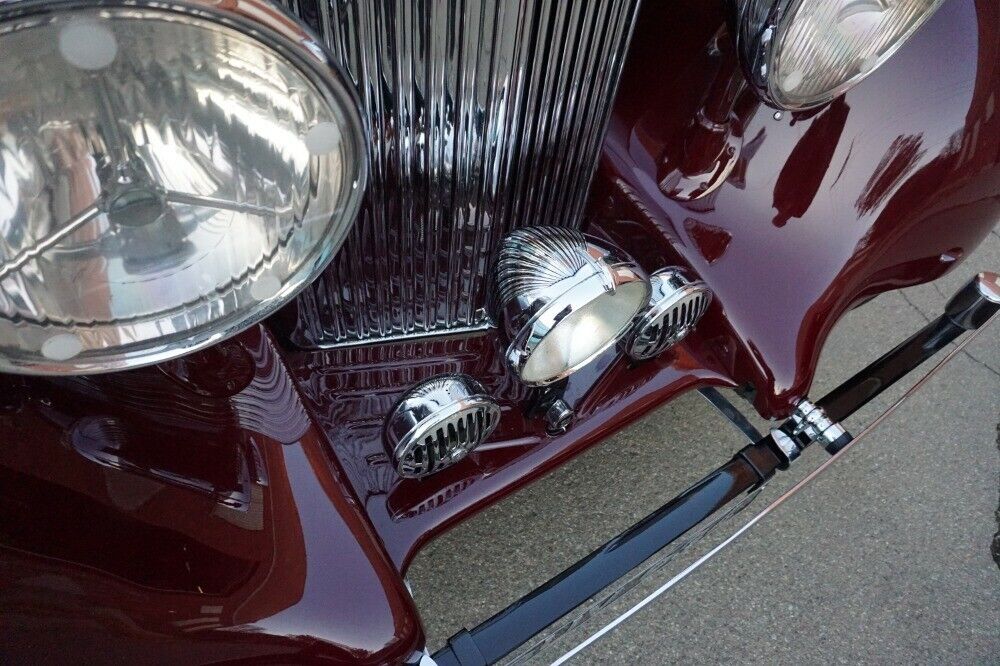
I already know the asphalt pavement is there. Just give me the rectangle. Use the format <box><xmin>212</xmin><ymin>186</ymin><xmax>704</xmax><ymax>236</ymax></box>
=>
<box><xmin>408</xmin><ymin>231</ymin><xmax>1000</xmax><ymax>665</ymax></box>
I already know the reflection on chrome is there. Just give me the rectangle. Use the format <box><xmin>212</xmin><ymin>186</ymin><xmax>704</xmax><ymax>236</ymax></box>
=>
<box><xmin>0</xmin><ymin>2</ymin><xmax>365</xmax><ymax>375</ymax></box>
<box><xmin>736</xmin><ymin>0</ymin><xmax>946</xmax><ymax>109</ymax></box>
<box><xmin>285</xmin><ymin>0</ymin><xmax>642</xmax><ymax>347</ymax></box>
<box><xmin>627</xmin><ymin>269</ymin><xmax>713</xmax><ymax>361</ymax></box>
<box><xmin>495</xmin><ymin>227</ymin><xmax>650</xmax><ymax>386</ymax></box>
<box><xmin>384</xmin><ymin>375</ymin><xmax>501</xmax><ymax>479</ymax></box>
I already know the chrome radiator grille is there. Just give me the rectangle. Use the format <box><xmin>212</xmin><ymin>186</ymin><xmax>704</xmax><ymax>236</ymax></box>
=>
<box><xmin>280</xmin><ymin>0</ymin><xmax>641</xmax><ymax>347</ymax></box>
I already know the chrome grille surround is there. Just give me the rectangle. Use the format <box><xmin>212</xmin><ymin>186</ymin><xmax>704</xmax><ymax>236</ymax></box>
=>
<box><xmin>627</xmin><ymin>269</ymin><xmax>713</xmax><ymax>361</ymax></box>
<box><xmin>279</xmin><ymin>0</ymin><xmax>642</xmax><ymax>347</ymax></box>
<box><xmin>384</xmin><ymin>374</ymin><xmax>500</xmax><ymax>478</ymax></box>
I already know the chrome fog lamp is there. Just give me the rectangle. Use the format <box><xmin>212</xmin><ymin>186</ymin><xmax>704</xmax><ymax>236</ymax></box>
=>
<box><xmin>735</xmin><ymin>0</ymin><xmax>945</xmax><ymax>110</ymax></box>
<box><xmin>495</xmin><ymin>227</ymin><xmax>650</xmax><ymax>386</ymax></box>
<box><xmin>0</xmin><ymin>0</ymin><xmax>366</xmax><ymax>375</ymax></box>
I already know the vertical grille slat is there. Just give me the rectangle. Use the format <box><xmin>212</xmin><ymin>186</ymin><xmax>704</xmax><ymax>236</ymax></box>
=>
<box><xmin>279</xmin><ymin>0</ymin><xmax>641</xmax><ymax>347</ymax></box>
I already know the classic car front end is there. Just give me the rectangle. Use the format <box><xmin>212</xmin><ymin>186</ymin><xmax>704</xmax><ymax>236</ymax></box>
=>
<box><xmin>0</xmin><ymin>0</ymin><xmax>998</xmax><ymax>663</ymax></box>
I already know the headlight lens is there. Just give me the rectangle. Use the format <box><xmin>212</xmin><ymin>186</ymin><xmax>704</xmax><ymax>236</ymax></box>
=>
<box><xmin>0</xmin><ymin>1</ymin><xmax>365</xmax><ymax>374</ymax></box>
<box><xmin>737</xmin><ymin>0</ymin><xmax>945</xmax><ymax>109</ymax></box>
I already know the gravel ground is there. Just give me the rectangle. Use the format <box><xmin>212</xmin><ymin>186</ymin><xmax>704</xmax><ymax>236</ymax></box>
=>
<box><xmin>408</xmin><ymin>232</ymin><xmax>1000</xmax><ymax>665</ymax></box>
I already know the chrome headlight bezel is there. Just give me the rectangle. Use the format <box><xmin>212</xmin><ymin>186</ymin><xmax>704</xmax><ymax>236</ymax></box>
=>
<box><xmin>0</xmin><ymin>0</ymin><xmax>368</xmax><ymax>375</ymax></box>
<box><xmin>734</xmin><ymin>0</ymin><xmax>946</xmax><ymax>111</ymax></box>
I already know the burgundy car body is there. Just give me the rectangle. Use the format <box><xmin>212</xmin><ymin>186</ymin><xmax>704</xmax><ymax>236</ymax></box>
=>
<box><xmin>1</xmin><ymin>0</ymin><xmax>998</xmax><ymax>662</ymax></box>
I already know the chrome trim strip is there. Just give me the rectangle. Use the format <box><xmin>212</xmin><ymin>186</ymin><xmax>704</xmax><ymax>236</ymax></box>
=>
<box><xmin>298</xmin><ymin>320</ymin><xmax>493</xmax><ymax>350</ymax></box>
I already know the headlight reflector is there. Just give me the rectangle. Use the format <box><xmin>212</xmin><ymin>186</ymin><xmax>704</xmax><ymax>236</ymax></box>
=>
<box><xmin>736</xmin><ymin>0</ymin><xmax>945</xmax><ymax>109</ymax></box>
<box><xmin>0</xmin><ymin>1</ymin><xmax>365</xmax><ymax>374</ymax></box>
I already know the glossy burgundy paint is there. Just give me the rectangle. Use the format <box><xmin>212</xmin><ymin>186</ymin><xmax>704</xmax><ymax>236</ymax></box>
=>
<box><xmin>0</xmin><ymin>328</ymin><xmax>422</xmax><ymax>663</ymax></box>
<box><xmin>1</xmin><ymin>0</ymin><xmax>997</xmax><ymax>663</ymax></box>
<box><xmin>594</xmin><ymin>0</ymin><xmax>1000</xmax><ymax>415</ymax></box>
<box><xmin>287</xmin><ymin>0</ymin><xmax>1000</xmax><ymax>572</ymax></box>
<box><xmin>284</xmin><ymin>327</ymin><xmax>735</xmax><ymax>568</ymax></box>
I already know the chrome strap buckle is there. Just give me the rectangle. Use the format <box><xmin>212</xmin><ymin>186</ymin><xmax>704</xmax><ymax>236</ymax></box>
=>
<box><xmin>770</xmin><ymin>399</ymin><xmax>851</xmax><ymax>464</ymax></box>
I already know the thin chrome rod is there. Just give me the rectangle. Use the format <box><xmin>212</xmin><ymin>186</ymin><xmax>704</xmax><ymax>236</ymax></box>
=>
<box><xmin>164</xmin><ymin>191</ymin><xmax>288</xmax><ymax>217</ymax></box>
<box><xmin>697</xmin><ymin>387</ymin><xmax>763</xmax><ymax>442</ymax></box>
<box><xmin>0</xmin><ymin>205</ymin><xmax>100</xmax><ymax>280</ymax></box>
<box><xmin>551</xmin><ymin>311</ymin><xmax>998</xmax><ymax>665</ymax></box>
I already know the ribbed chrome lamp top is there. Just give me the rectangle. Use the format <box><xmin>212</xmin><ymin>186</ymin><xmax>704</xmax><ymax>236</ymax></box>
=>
<box><xmin>495</xmin><ymin>227</ymin><xmax>649</xmax><ymax>386</ymax></box>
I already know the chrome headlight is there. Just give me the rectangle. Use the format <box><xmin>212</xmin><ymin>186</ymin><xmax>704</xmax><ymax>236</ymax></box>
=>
<box><xmin>0</xmin><ymin>0</ymin><xmax>366</xmax><ymax>374</ymax></box>
<box><xmin>735</xmin><ymin>0</ymin><xmax>945</xmax><ymax>110</ymax></box>
<box><xmin>495</xmin><ymin>227</ymin><xmax>650</xmax><ymax>386</ymax></box>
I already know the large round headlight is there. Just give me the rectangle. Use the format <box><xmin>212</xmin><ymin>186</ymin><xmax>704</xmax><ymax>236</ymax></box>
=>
<box><xmin>0</xmin><ymin>0</ymin><xmax>366</xmax><ymax>374</ymax></box>
<box><xmin>735</xmin><ymin>0</ymin><xmax>945</xmax><ymax>110</ymax></box>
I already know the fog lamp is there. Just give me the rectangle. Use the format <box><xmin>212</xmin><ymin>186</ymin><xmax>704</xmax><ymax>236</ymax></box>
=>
<box><xmin>495</xmin><ymin>227</ymin><xmax>649</xmax><ymax>386</ymax></box>
<box><xmin>0</xmin><ymin>0</ymin><xmax>366</xmax><ymax>374</ymax></box>
<box><xmin>735</xmin><ymin>0</ymin><xmax>945</xmax><ymax>110</ymax></box>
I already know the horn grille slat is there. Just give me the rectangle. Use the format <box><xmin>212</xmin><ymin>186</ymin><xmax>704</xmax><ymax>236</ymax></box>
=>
<box><xmin>384</xmin><ymin>374</ymin><xmax>501</xmax><ymax>478</ymax></box>
<box><xmin>628</xmin><ymin>269</ymin><xmax>713</xmax><ymax>361</ymax></box>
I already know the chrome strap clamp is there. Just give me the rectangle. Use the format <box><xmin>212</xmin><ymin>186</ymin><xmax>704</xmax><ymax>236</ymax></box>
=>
<box><xmin>790</xmin><ymin>399</ymin><xmax>849</xmax><ymax>450</ymax></box>
<box><xmin>770</xmin><ymin>399</ymin><xmax>852</xmax><ymax>465</ymax></box>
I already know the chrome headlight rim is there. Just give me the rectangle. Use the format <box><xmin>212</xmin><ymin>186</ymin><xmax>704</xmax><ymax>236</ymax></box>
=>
<box><xmin>505</xmin><ymin>267</ymin><xmax>649</xmax><ymax>386</ymax></box>
<box><xmin>0</xmin><ymin>0</ymin><xmax>368</xmax><ymax>376</ymax></box>
<box><xmin>734</xmin><ymin>0</ymin><xmax>945</xmax><ymax>111</ymax></box>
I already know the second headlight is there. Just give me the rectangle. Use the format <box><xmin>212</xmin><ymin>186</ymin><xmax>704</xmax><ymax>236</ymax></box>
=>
<box><xmin>735</xmin><ymin>0</ymin><xmax>945</xmax><ymax>110</ymax></box>
<box><xmin>0</xmin><ymin>0</ymin><xmax>366</xmax><ymax>375</ymax></box>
